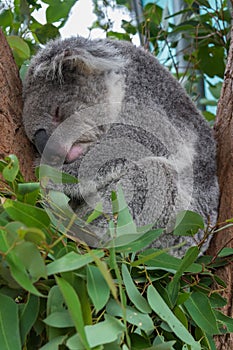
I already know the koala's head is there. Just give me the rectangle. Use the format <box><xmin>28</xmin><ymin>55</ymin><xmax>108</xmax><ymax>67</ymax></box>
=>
<box><xmin>22</xmin><ymin>36</ymin><xmax>126</xmax><ymax>164</ymax></box>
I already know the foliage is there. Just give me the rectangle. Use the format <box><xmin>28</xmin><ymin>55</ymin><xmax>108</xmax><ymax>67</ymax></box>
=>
<box><xmin>0</xmin><ymin>0</ymin><xmax>76</xmax><ymax>69</ymax></box>
<box><xmin>92</xmin><ymin>0</ymin><xmax>231</xmax><ymax>119</ymax></box>
<box><xmin>1</xmin><ymin>155</ymin><xmax>233</xmax><ymax>349</ymax></box>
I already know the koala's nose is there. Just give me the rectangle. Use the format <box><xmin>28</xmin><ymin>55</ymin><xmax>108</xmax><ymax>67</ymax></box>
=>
<box><xmin>34</xmin><ymin>129</ymin><xmax>68</xmax><ymax>164</ymax></box>
<box><xmin>34</xmin><ymin>129</ymin><xmax>49</xmax><ymax>155</ymax></box>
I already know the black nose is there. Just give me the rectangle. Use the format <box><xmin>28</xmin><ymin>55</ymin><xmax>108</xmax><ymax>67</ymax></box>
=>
<box><xmin>34</xmin><ymin>129</ymin><xmax>49</xmax><ymax>155</ymax></box>
<box><xmin>33</xmin><ymin>129</ymin><xmax>68</xmax><ymax>164</ymax></box>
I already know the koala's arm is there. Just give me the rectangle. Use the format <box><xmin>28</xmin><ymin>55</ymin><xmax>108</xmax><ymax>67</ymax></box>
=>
<box><xmin>61</xmin><ymin>156</ymin><xmax>178</xmax><ymax>228</ymax></box>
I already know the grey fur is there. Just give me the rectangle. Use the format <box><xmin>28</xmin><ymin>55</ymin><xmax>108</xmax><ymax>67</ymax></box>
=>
<box><xmin>22</xmin><ymin>36</ymin><xmax>219</xmax><ymax>256</ymax></box>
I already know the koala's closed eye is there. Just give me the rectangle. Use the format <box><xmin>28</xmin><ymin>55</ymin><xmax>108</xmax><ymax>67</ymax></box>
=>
<box><xmin>52</xmin><ymin>106</ymin><xmax>62</xmax><ymax>124</ymax></box>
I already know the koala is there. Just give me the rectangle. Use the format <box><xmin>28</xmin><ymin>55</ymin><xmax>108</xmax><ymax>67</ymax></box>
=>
<box><xmin>22</xmin><ymin>36</ymin><xmax>219</xmax><ymax>256</ymax></box>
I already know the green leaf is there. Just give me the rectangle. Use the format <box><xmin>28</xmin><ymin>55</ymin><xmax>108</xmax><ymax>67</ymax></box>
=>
<box><xmin>17</xmin><ymin>182</ymin><xmax>40</xmax><ymax>195</ymax></box>
<box><xmin>173</xmin><ymin>306</ymin><xmax>188</xmax><ymax>329</ymax></box>
<box><xmin>198</xmin><ymin>46</ymin><xmax>225</xmax><ymax>78</ymax></box>
<box><xmin>35</xmin><ymin>23</ymin><xmax>60</xmax><ymax>44</ymax></box>
<box><xmin>184</xmin><ymin>292</ymin><xmax>219</xmax><ymax>335</ymax></box>
<box><xmin>44</xmin><ymin>310</ymin><xmax>73</xmax><ymax>328</ymax></box>
<box><xmin>131</xmin><ymin>249</ymin><xmax>168</xmax><ymax>267</ymax></box>
<box><xmin>56</xmin><ymin>277</ymin><xmax>91</xmax><ymax>350</ymax></box>
<box><xmin>13</xmin><ymin>241</ymin><xmax>47</xmax><ymax>281</ymax></box>
<box><xmin>0</xmin><ymin>9</ymin><xmax>13</xmax><ymax>27</ymax></box>
<box><xmin>2</xmin><ymin>154</ymin><xmax>19</xmax><ymax>182</ymax></box>
<box><xmin>209</xmin><ymin>293</ymin><xmax>227</xmax><ymax>308</ymax></box>
<box><xmin>107</xmin><ymin>31</ymin><xmax>131</xmax><ymax>41</ymax></box>
<box><xmin>89</xmin><ymin>250</ymin><xmax>118</xmax><ymax>300</ymax></box>
<box><xmin>6</xmin><ymin>36</ymin><xmax>30</xmax><ymax>66</ymax></box>
<box><xmin>0</xmin><ymin>231</ymin><xmax>43</xmax><ymax>296</ymax></box>
<box><xmin>86</xmin><ymin>202</ymin><xmax>103</xmax><ymax>224</ymax></box>
<box><xmin>18</xmin><ymin>294</ymin><xmax>40</xmax><ymax>345</ymax></box>
<box><xmin>115</xmin><ymin>228</ymin><xmax>163</xmax><ymax>253</ymax></box>
<box><xmin>106</xmin><ymin>299</ymin><xmax>153</xmax><ymax>332</ymax></box>
<box><xmin>66</xmin><ymin>333</ymin><xmax>86</xmax><ymax>349</ymax></box>
<box><xmin>18</xmin><ymin>227</ymin><xmax>46</xmax><ymax>244</ymax></box>
<box><xmin>108</xmin><ymin>186</ymin><xmax>137</xmax><ymax>243</ymax></box>
<box><xmin>46</xmin><ymin>0</ymin><xmax>76</xmax><ymax>23</ymax></box>
<box><xmin>67</xmin><ymin>315</ymin><xmax>124</xmax><ymax>348</ymax></box>
<box><xmin>218</xmin><ymin>247</ymin><xmax>233</xmax><ymax>257</ymax></box>
<box><xmin>184</xmin><ymin>0</ymin><xmax>195</xmax><ymax>5</ymax></box>
<box><xmin>147</xmin><ymin>285</ymin><xmax>201</xmax><ymax>349</ymax></box>
<box><xmin>40</xmin><ymin>336</ymin><xmax>67</xmax><ymax>350</ymax></box>
<box><xmin>173</xmin><ymin>210</ymin><xmax>204</xmax><ymax>236</ymax></box>
<box><xmin>47</xmin><ymin>286</ymin><xmax>67</xmax><ymax>341</ymax></box>
<box><xmin>208</xmin><ymin>81</ymin><xmax>222</xmax><ymax>99</ymax></box>
<box><xmin>4</xmin><ymin>220</ymin><xmax>46</xmax><ymax>245</ymax></box>
<box><xmin>214</xmin><ymin>310</ymin><xmax>233</xmax><ymax>333</ymax></box>
<box><xmin>46</xmin><ymin>250</ymin><xmax>104</xmax><ymax>275</ymax></box>
<box><xmin>167</xmin><ymin>247</ymin><xmax>199</xmax><ymax>305</ymax></box>
<box><xmin>153</xmin><ymin>334</ymin><xmax>176</xmax><ymax>349</ymax></box>
<box><xmin>85</xmin><ymin>315</ymin><xmax>124</xmax><ymax>347</ymax></box>
<box><xmin>87</xmin><ymin>264</ymin><xmax>110</xmax><ymax>312</ymax></box>
<box><xmin>17</xmin><ymin>182</ymin><xmax>40</xmax><ymax>205</ymax></box>
<box><xmin>202</xmin><ymin>111</ymin><xmax>216</xmax><ymax>122</ymax></box>
<box><xmin>3</xmin><ymin>199</ymin><xmax>50</xmax><ymax>229</ymax></box>
<box><xmin>122</xmin><ymin>264</ymin><xmax>151</xmax><ymax>313</ymax></box>
<box><xmin>36</xmin><ymin>164</ymin><xmax>78</xmax><ymax>184</ymax></box>
<box><xmin>0</xmin><ymin>294</ymin><xmax>21</xmax><ymax>350</ymax></box>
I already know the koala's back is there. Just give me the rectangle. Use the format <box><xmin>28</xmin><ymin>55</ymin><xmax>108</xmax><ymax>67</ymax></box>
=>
<box><xmin>22</xmin><ymin>36</ymin><xmax>219</xmax><ymax>255</ymax></box>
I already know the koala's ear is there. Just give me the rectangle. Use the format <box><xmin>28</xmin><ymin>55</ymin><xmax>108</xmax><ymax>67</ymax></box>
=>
<box><xmin>33</xmin><ymin>47</ymin><xmax>125</xmax><ymax>79</ymax></box>
<box><xmin>59</xmin><ymin>48</ymin><xmax>125</xmax><ymax>74</ymax></box>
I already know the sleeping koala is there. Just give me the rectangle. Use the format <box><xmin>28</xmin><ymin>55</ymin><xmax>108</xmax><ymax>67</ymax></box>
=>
<box><xmin>22</xmin><ymin>36</ymin><xmax>219</xmax><ymax>255</ymax></box>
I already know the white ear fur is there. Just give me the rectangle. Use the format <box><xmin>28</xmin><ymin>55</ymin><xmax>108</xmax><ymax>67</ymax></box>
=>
<box><xmin>33</xmin><ymin>48</ymin><xmax>126</xmax><ymax>79</ymax></box>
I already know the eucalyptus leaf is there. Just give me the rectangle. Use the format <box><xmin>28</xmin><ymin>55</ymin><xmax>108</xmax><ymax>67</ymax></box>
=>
<box><xmin>106</xmin><ymin>298</ymin><xmax>153</xmax><ymax>332</ymax></box>
<box><xmin>87</xmin><ymin>264</ymin><xmax>110</xmax><ymax>312</ymax></box>
<box><xmin>44</xmin><ymin>310</ymin><xmax>74</xmax><ymax>328</ymax></box>
<box><xmin>0</xmin><ymin>294</ymin><xmax>21</xmax><ymax>350</ymax></box>
<box><xmin>6</xmin><ymin>36</ymin><xmax>30</xmax><ymax>65</ymax></box>
<box><xmin>167</xmin><ymin>247</ymin><xmax>199</xmax><ymax>306</ymax></box>
<box><xmin>214</xmin><ymin>310</ymin><xmax>233</xmax><ymax>333</ymax></box>
<box><xmin>56</xmin><ymin>277</ymin><xmax>91</xmax><ymax>350</ymax></box>
<box><xmin>2</xmin><ymin>154</ymin><xmax>19</xmax><ymax>182</ymax></box>
<box><xmin>184</xmin><ymin>292</ymin><xmax>219</xmax><ymax>335</ymax></box>
<box><xmin>40</xmin><ymin>336</ymin><xmax>67</xmax><ymax>350</ymax></box>
<box><xmin>47</xmin><ymin>286</ymin><xmax>67</xmax><ymax>341</ymax></box>
<box><xmin>0</xmin><ymin>231</ymin><xmax>43</xmax><ymax>296</ymax></box>
<box><xmin>113</xmin><ymin>186</ymin><xmax>137</xmax><ymax>237</ymax></box>
<box><xmin>3</xmin><ymin>199</ymin><xmax>50</xmax><ymax>229</ymax></box>
<box><xmin>173</xmin><ymin>211</ymin><xmax>204</xmax><ymax>236</ymax></box>
<box><xmin>19</xmin><ymin>294</ymin><xmax>40</xmax><ymax>345</ymax></box>
<box><xmin>84</xmin><ymin>315</ymin><xmax>124</xmax><ymax>347</ymax></box>
<box><xmin>115</xmin><ymin>228</ymin><xmax>163</xmax><ymax>253</ymax></box>
<box><xmin>122</xmin><ymin>264</ymin><xmax>151</xmax><ymax>313</ymax></box>
<box><xmin>147</xmin><ymin>285</ymin><xmax>201</xmax><ymax>349</ymax></box>
<box><xmin>36</xmin><ymin>164</ymin><xmax>78</xmax><ymax>184</ymax></box>
<box><xmin>47</xmin><ymin>250</ymin><xmax>104</xmax><ymax>275</ymax></box>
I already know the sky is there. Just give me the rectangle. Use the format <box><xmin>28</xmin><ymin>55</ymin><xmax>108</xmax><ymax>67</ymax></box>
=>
<box><xmin>33</xmin><ymin>0</ymin><xmax>132</xmax><ymax>39</ymax></box>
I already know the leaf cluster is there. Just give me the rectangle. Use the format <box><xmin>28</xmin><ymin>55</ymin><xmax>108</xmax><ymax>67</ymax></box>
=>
<box><xmin>0</xmin><ymin>155</ymin><xmax>233</xmax><ymax>349</ymax></box>
<box><xmin>0</xmin><ymin>0</ymin><xmax>76</xmax><ymax>69</ymax></box>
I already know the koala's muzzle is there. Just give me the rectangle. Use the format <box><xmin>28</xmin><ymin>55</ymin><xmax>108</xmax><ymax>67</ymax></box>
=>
<box><xmin>33</xmin><ymin>129</ymin><xmax>84</xmax><ymax>164</ymax></box>
<box><xmin>34</xmin><ymin>129</ymin><xmax>64</xmax><ymax>164</ymax></box>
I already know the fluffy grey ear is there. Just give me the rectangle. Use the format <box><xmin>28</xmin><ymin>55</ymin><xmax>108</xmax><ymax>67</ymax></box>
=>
<box><xmin>33</xmin><ymin>47</ymin><xmax>126</xmax><ymax>79</ymax></box>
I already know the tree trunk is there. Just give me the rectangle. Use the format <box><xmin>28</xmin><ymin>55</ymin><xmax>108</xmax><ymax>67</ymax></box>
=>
<box><xmin>207</xmin><ymin>24</ymin><xmax>233</xmax><ymax>349</ymax></box>
<box><xmin>0</xmin><ymin>29</ymin><xmax>35</xmax><ymax>181</ymax></box>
